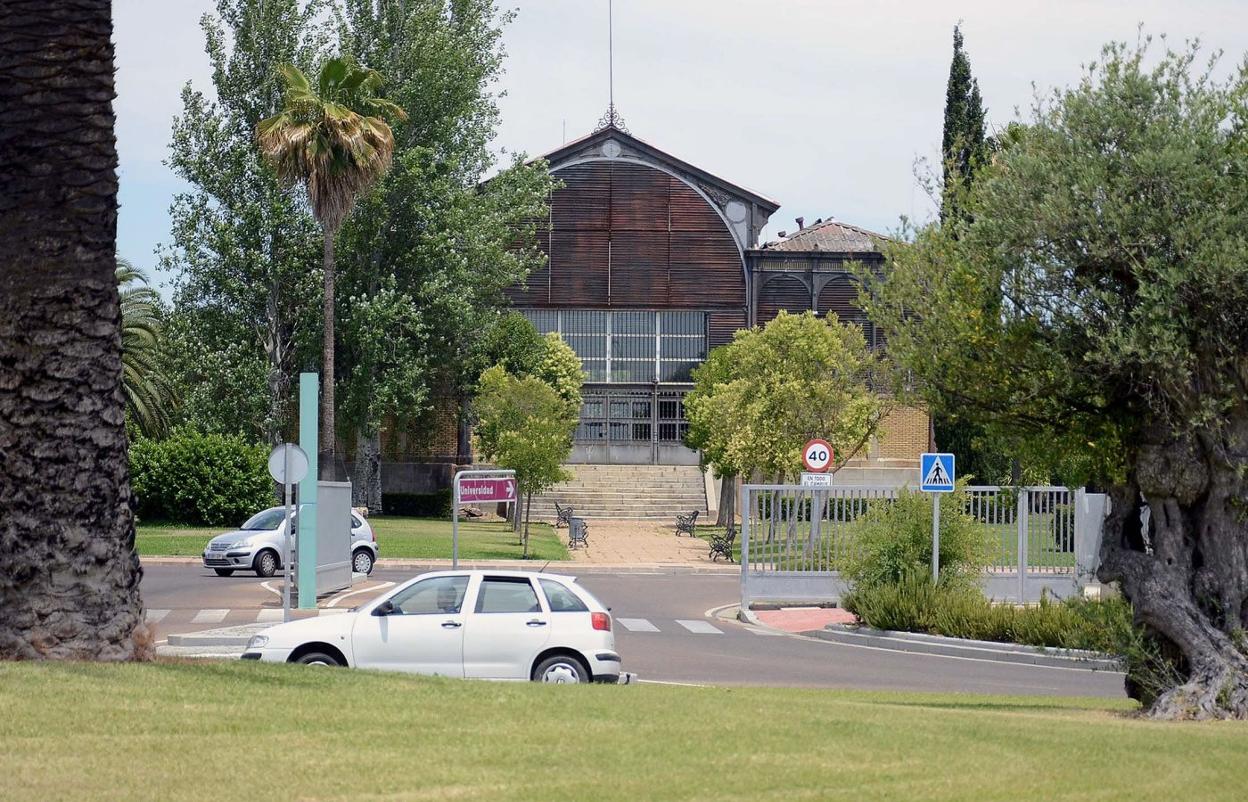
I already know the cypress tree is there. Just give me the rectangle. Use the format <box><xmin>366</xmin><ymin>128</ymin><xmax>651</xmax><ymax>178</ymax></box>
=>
<box><xmin>940</xmin><ymin>24</ymin><xmax>986</xmax><ymax>223</ymax></box>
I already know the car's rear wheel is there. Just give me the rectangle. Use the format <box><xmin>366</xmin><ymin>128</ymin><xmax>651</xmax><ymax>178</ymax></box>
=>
<box><xmin>254</xmin><ymin>550</ymin><xmax>278</xmax><ymax>578</ymax></box>
<box><xmin>293</xmin><ymin>651</ymin><xmax>340</xmax><ymax>667</ymax></box>
<box><xmin>534</xmin><ymin>655</ymin><xmax>589</xmax><ymax>684</ymax></box>
<box><xmin>352</xmin><ymin>548</ymin><xmax>374</xmax><ymax>575</ymax></box>
<box><xmin>213</xmin><ymin>568</ymin><xmax>234</xmax><ymax>577</ymax></box>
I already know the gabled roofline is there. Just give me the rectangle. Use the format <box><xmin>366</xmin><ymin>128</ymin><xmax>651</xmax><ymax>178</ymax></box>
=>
<box><xmin>534</xmin><ymin>124</ymin><xmax>781</xmax><ymax>214</ymax></box>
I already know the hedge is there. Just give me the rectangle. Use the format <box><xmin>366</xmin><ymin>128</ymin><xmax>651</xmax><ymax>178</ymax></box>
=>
<box><xmin>381</xmin><ymin>490</ymin><xmax>453</xmax><ymax>518</ymax></box>
<box><xmin>130</xmin><ymin>430</ymin><xmax>274</xmax><ymax>526</ymax></box>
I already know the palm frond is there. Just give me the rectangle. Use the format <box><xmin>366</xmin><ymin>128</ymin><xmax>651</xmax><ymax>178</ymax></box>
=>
<box><xmin>116</xmin><ymin>256</ymin><xmax>176</xmax><ymax>437</ymax></box>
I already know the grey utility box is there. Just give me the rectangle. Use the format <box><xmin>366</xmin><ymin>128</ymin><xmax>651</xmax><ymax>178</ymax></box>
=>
<box><xmin>314</xmin><ymin>481</ymin><xmax>354</xmax><ymax>596</ymax></box>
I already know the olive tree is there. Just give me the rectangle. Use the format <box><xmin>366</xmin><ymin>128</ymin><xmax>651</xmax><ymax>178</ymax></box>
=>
<box><xmin>861</xmin><ymin>41</ymin><xmax>1248</xmax><ymax>719</ymax></box>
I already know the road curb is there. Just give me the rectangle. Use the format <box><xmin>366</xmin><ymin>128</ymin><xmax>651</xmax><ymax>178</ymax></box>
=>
<box><xmin>804</xmin><ymin>624</ymin><xmax>1124</xmax><ymax>671</ymax></box>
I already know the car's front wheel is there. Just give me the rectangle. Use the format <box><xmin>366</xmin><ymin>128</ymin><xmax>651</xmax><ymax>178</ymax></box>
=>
<box><xmin>213</xmin><ymin>568</ymin><xmax>234</xmax><ymax>577</ymax></box>
<box><xmin>293</xmin><ymin>651</ymin><xmax>341</xmax><ymax>667</ymax></box>
<box><xmin>254</xmin><ymin>549</ymin><xmax>278</xmax><ymax>578</ymax></box>
<box><xmin>352</xmin><ymin>548</ymin><xmax>374</xmax><ymax>575</ymax></box>
<box><xmin>533</xmin><ymin>655</ymin><xmax>589</xmax><ymax>684</ymax></box>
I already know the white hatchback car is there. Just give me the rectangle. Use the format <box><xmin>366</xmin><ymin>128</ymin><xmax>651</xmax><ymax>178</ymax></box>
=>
<box><xmin>241</xmin><ymin>570</ymin><xmax>623</xmax><ymax>684</ymax></box>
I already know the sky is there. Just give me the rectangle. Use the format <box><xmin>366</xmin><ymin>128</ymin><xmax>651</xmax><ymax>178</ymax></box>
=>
<box><xmin>112</xmin><ymin>0</ymin><xmax>1248</xmax><ymax>293</ymax></box>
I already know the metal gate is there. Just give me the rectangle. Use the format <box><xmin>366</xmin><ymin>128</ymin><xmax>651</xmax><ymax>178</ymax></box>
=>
<box><xmin>739</xmin><ymin>484</ymin><xmax>1107</xmax><ymax>608</ymax></box>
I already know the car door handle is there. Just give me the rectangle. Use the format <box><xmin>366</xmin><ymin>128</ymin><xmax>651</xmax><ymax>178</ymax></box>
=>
<box><xmin>527</xmin><ymin>619</ymin><xmax>547</xmax><ymax>627</ymax></box>
<box><xmin>441</xmin><ymin>621</ymin><xmax>462</xmax><ymax>629</ymax></box>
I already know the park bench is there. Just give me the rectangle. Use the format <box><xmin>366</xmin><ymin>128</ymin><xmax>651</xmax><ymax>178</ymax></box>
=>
<box><xmin>568</xmin><ymin>517</ymin><xmax>589</xmax><ymax>550</ymax></box>
<box><xmin>708</xmin><ymin>524</ymin><xmax>736</xmax><ymax>563</ymax></box>
<box><xmin>554</xmin><ymin>501</ymin><xmax>574</xmax><ymax>529</ymax></box>
<box><xmin>674</xmin><ymin>510</ymin><xmax>699</xmax><ymax>537</ymax></box>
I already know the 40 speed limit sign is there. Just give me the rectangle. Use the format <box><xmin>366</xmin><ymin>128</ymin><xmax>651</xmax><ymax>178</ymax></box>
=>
<box><xmin>802</xmin><ymin>439</ymin><xmax>834</xmax><ymax>473</ymax></box>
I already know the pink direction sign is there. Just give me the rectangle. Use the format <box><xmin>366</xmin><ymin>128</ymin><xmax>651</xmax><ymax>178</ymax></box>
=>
<box><xmin>457</xmin><ymin>477</ymin><xmax>516</xmax><ymax>503</ymax></box>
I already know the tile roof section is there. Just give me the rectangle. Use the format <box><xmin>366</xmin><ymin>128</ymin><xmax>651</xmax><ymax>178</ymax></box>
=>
<box><xmin>760</xmin><ymin>218</ymin><xmax>892</xmax><ymax>253</ymax></box>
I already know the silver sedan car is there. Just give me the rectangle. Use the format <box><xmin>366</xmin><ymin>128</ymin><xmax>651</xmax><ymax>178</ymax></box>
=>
<box><xmin>202</xmin><ymin>507</ymin><xmax>379</xmax><ymax>578</ymax></box>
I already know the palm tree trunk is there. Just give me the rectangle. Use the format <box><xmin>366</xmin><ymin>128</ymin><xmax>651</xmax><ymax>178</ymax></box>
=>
<box><xmin>0</xmin><ymin>0</ymin><xmax>149</xmax><ymax>659</ymax></box>
<box><xmin>320</xmin><ymin>228</ymin><xmax>337</xmax><ymax>479</ymax></box>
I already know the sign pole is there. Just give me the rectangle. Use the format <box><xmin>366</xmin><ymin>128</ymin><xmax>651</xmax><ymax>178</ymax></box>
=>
<box><xmin>452</xmin><ymin>477</ymin><xmax>459</xmax><ymax>570</ymax></box>
<box><xmin>931</xmin><ymin>494</ymin><xmax>940</xmax><ymax>585</ymax></box>
<box><xmin>282</xmin><ymin>449</ymin><xmax>292</xmax><ymax>623</ymax></box>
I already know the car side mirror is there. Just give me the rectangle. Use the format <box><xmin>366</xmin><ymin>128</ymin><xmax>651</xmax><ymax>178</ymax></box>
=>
<box><xmin>373</xmin><ymin>600</ymin><xmax>395</xmax><ymax>617</ymax></box>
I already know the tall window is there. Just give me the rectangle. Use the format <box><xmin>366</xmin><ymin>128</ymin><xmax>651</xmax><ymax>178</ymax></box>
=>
<box><xmin>520</xmin><ymin>309</ymin><xmax>706</xmax><ymax>383</ymax></box>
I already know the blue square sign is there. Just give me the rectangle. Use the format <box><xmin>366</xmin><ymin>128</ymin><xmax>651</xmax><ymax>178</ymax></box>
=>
<box><xmin>920</xmin><ymin>453</ymin><xmax>955</xmax><ymax>492</ymax></box>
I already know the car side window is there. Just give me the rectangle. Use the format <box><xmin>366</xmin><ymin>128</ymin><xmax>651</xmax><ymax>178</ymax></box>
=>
<box><xmin>388</xmin><ymin>576</ymin><xmax>468</xmax><ymax>615</ymax></box>
<box><xmin>350</xmin><ymin>514</ymin><xmax>363</xmax><ymax>529</ymax></box>
<box><xmin>539</xmin><ymin>579</ymin><xmax>588</xmax><ymax>613</ymax></box>
<box><xmin>475</xmin><ymin>577</ymin><xmax>541</xmax><ymax>614</ymax></box>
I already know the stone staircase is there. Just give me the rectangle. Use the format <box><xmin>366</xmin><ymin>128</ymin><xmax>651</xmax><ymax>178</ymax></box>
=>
<box><xmin>531</xmin><ymin>464</ymin><xmax>709</xmax><ymax>521</ymax></box>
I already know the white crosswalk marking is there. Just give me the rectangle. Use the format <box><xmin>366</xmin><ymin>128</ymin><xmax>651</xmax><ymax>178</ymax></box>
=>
<box><xmin>191</xmin><ymin>609</ymin><xmax>229</xmax><ymax>624</ymax></box>
<box><xmin>255</xmin><ymin>609</ymin><xmax>284</xmax><ymax>623</ymax></box>
<box><xmin>144</xmin><ymin>609</ymin><xmax>170</xmax><ymax>623</ymax></box>
<box><xmin>617</xmin><ymin>617</ymin><xmax>660</xmax><ymax>633</ymax></box>
<box><xmin>676</xmin><ymin>619</ymin><xmax>723</xmax><ymax>635</ymax></box>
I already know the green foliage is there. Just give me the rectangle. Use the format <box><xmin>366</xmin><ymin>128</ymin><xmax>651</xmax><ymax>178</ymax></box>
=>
<box><xmin>380</xmin><ymin>491</ymin><xmax>452</xmax><ymax>518</ymax></box>
<box><xmin>162</xmin><ymin>0</ymin><xmax>325</xmax><ymax>443</ymax></box>
<box><xmin>129</xmin><ymin>430</ymin><xmax>274</xmax><ymax>526</ymax></box>
<box><xmin>117</xmin><ymin>257</ymin><xmax>176</xmax><ymax>438</ymax></box>
<box><xmin>534</xmin><ymin>333</ymin><xmax>583</xmax><ymax>413</ymax></box>
<box><xmin>480</xmin><ymin>312</ymin><xmax>546</xmax><ymax>378</ymax></box>
<box><xmin>684</xmin><ymin>311</ymin><xmax>884</xmax><ymax>480</ymax></box>
<box><xmin>473</xmin><ymin>365</ymin><xmax>577</xmax><ymax>556</ymax></box>
<box><xmin>941</xmin><ymin>24</ymin><xmax>986</xmax><ymax>222</ymax></box>
<box><xmin>862</xmin><ymin>39</ymin><xmax>1248</xmax><ymax>484</ymax></box>
<box><xmin>841</xmin><ymin>484</ymin><xmax>994</xmax><ymax>590</ymax></box>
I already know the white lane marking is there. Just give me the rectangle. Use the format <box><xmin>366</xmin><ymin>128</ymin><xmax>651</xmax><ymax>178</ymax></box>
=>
<box><xmin>318</xmin><ymin>608</ymin><xmax>350</xmax><ymax>616</ymax></box>
<box><xmin>260</xmin><ymin>581</ymin><xmax>282</xmax><ymax>598</ymax></box>
<box><xmin>145</xmin><ymin>609</ymin><xmax>170</xmax><ymax>623</ymax></box>
<box><xmin>191</xmin><ymin>609</ymin><xmax>229</xmax><ymax>624</ymax></box>
<box><xmin>636</xmin><ymin>679</ymin><xmax>708</xmax><ymax>687</ymax></box>
<box><xmin>255</xmin><ymin>609</ymin><xmax>284</xmax><ymax>623</ymax></box>
<box><xmin>617</xmin><ymin>618</ymin><xmax>660</xmax><ymax>633</ymax></box>
<box><xmin>676</xmin><ymin>619</ymin><xmax>723</xmax><ymax>635</ymax></box>
<box><xmin>325</xmin><ymin>581</ymin><xmax>394</xmax><ymax>608</ymax></box>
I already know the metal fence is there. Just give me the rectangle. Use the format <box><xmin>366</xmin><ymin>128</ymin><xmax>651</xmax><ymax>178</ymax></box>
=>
<box><xmin>739</xmin><ymin>484</ymin><xmax>1107</xmax><ymax>607</ymax></box>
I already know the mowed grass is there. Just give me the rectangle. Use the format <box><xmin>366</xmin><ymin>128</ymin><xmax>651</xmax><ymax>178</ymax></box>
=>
<box><xmin>136</xmin><ymin>517</ymin><xmax>569</xmax><ymax>562</ymax></box>
<box><xmin>4</xmin><ymin>661</ymin><xmax>1248</xmax><ymax>801</ymax></box>
<box><xmin>369</xmin><ymin>517</ymin><xmax>568</xmax><ymax>561</ymax></box>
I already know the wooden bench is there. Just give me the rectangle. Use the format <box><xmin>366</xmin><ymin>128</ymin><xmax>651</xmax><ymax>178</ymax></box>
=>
<box><xmin>568</xmin><ymin>517</ymin><xmax>589</xmax><ymax>550</ymax></box>
<box><xmin>708</xmin><ymin>524</ymin><xmax>736</xmax><ymax>563</ymax></box>
<box><xmin>674</xmin><ymin>510</ymin><xmax>699</xmax><ymax>537</ymax></box>
<box><xmin>554</xmin><ymin>501</ymin><xmax>574</xmax><ymax>530</ymax></box>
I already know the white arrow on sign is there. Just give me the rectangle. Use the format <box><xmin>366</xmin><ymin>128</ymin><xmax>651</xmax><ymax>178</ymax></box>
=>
<box><xmin>506</xmin><ymin>481</ymin><xmax>515</xmax><ymax>498</ymax></box>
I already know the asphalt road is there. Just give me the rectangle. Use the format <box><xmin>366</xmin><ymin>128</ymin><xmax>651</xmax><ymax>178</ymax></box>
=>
<box><xmin>140</xmin><ymin>561</ymin><xmax>1126</xmax><ymax>697</ymax></box>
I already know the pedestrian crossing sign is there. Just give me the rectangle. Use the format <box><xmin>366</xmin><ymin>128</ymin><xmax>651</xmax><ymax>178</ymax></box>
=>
<box><xmin>920</xmin><ymin>453</ymin><xmax>955</xmax><ymax>492</ymax></box>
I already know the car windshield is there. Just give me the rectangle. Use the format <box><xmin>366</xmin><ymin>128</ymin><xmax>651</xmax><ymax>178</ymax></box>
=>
<box><xmin>241</xmin><ymin>509</ymin><xmax>284</xmax><ymax>531</ymax></box>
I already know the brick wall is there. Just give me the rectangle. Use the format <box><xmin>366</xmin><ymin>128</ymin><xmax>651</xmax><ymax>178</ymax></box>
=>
<box><xmin>874</xmin><ymin>405</ymin><xmax>930</xmax><ymax>461</ymax></box>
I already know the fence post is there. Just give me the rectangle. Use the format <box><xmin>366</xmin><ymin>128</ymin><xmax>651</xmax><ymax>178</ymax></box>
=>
<box><xmin>1016</xmin><ymin>488</ymin><xmax>1028</xmax><ymax>603</ymax></box>
<box><xmin>739</xmin><ymin>483</ymin><xmax>751</xmax><ymax>612</ymax></box>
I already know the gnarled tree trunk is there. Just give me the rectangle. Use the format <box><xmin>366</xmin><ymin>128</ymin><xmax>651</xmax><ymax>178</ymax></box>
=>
<box><xmin>352</xmin><ymin>427</ymin><xmax>382</xmax><ymax>514</ymax></box>
<box><xmin>0</xmin><ymin>0</ymin><xmax>149</xmax><ymax>660</ymax></box>
<box><xmin>716</xmin><ymin>473</ymin><xmax>736</xmax><ymax>528</ymax></box>
<box><xmin>1098</xmin><ymin>414</ymin><xmax>1248</xmax><ymax>719</ymax></box>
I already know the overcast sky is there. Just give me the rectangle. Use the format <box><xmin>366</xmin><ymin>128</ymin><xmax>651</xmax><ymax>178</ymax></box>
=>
<box><xmin>113</xmin><ymin>0</ymin><xmax>1248</xmax><ymax>291</ymax></box>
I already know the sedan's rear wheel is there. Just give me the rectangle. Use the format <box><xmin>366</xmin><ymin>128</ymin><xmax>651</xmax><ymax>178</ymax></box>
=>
<box><xmin>254</xmin><ymin>550</ymin><xmax>278</xmax><ymax>578</ymax></box>
<box><xmin>293</xmin><ymin>651</ymin><xmax>340</xmax><ymax>667</ymax></box>
<box><xmin>534</xmin><ymin>655</ymin><xmax>588</xmax><ymax>684</ymax></box>
<box><xmin>213</xmin><ymin>569</ymin><xmax>234</xmax><ymax>577</ymax></box>
<box><xmin>352</xmin><ymin>548</ymin><xmax>374</xmax><ymax>575</ymax></box>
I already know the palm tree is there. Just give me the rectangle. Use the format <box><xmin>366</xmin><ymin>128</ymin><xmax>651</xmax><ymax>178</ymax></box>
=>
<box><xmin>257</xmin><ymin>58</ymin><xmax>406</xmax><ymax>479</ymax></box>
<box><xmin>116</xmin><ymin>257</ymin><xmax>175</xmax><ymax>437</ymax></box>
<box><xmin>0</xmin><ymin>0</ymin><xmax>147</xmax><ymax>659</ymax></box>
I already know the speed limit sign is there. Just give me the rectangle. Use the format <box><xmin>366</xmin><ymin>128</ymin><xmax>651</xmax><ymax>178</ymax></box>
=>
<box><xmin>802</xmin><ymin>439</ymin><xmax>834</xmax><ymax>473</ymax></box>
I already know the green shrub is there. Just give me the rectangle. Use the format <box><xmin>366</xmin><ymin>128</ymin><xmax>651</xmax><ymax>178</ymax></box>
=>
<box><xmin>381</xmin><ymin>491</ymin><xmax>453</xmax><ymax>518</ymax></box>
<box><xmin>130</xmin><ymin>430</ymin><xmax>274</xmax><ymax>526</ymax></box>
<box><xmin>842</xmin><ymin>484</ymin><xmax>993</xmax><ymax>590</ymax></box>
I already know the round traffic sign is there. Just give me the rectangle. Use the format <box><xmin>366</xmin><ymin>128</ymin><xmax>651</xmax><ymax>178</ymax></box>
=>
<box><xmin>802</xmin><ymin>439</ymin><xmax>834</xmax><ymax>473</ymax></box>
<box><xmin>268</xmin><ymin>443</ymin><xmax>309</xmax><ymax>485</ymax></box>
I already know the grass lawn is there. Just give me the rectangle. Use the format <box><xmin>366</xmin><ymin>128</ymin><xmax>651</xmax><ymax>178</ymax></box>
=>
<box><xmin>4</xmin><ymin>662</ymin><xmax>1247</xmax><ymax>801</ymax></box>
<box><xmin>135</xmin><ymin>517</ymin><xmax>569</xmax><ymax>562</ymax></box>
